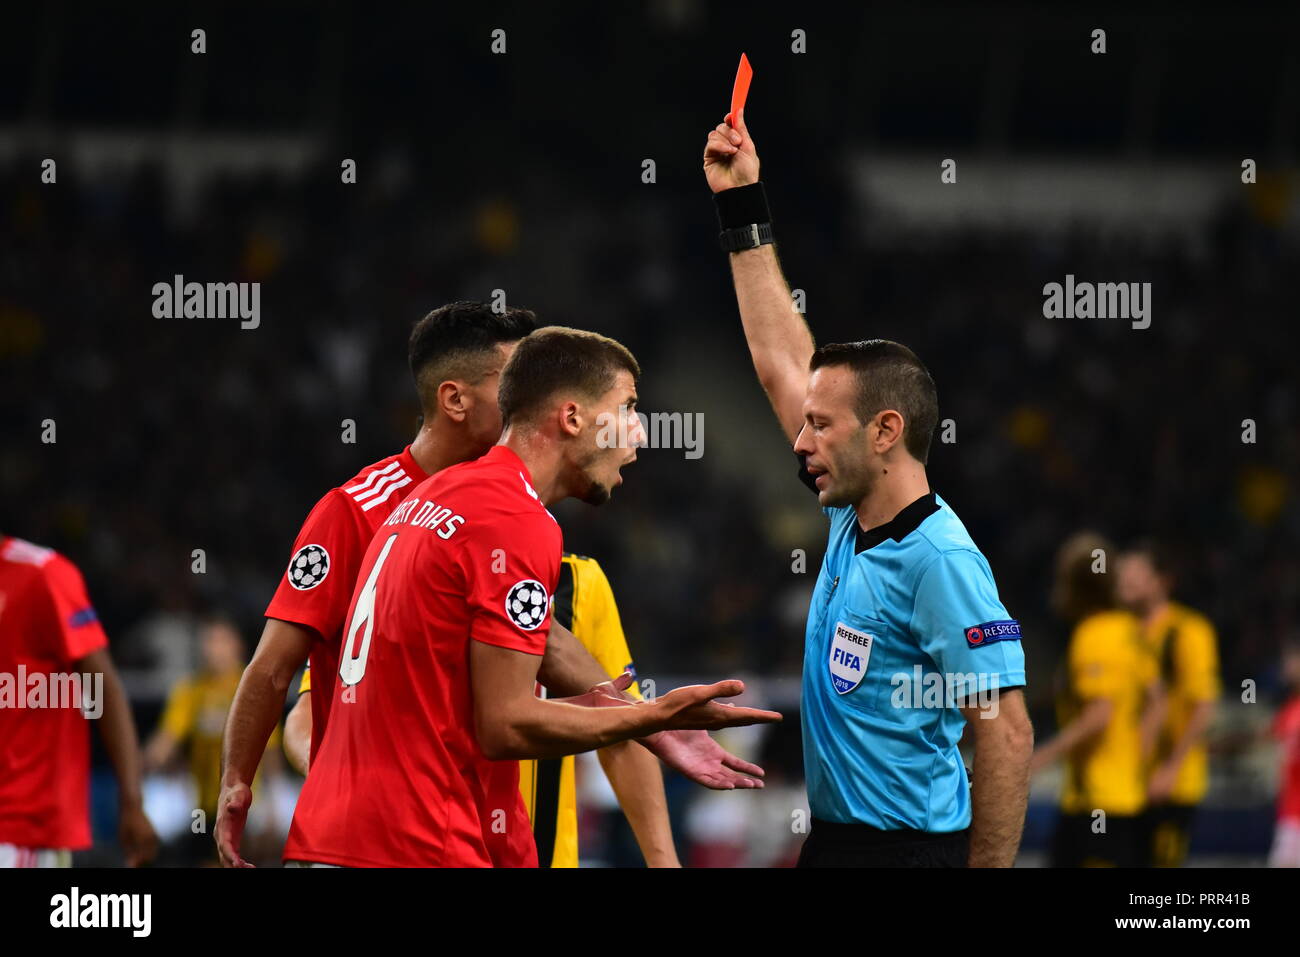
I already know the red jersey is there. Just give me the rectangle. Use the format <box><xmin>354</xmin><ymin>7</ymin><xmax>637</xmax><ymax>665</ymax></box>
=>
<box><xmin>265</xmin><ymin>446</ymin><xmax>427</xmax><ymax>759</ymax></box>
<box><xmin>284</xmin><ymin>446</ymin><xmax>562</xmax><ymax>868</ymax></box>
<box><xmin>0</xmin><ymin>537</ymin><xmax>109</xmax><ymax>849</ymax></box>
<box><xmin>1274</xmin><ymin>696</ymin><xmax>1300</xmax><ymax>822</ymax></box>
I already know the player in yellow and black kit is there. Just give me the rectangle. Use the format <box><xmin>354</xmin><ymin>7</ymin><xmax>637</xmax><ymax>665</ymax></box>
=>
<box><xmin>1032</xmin><ymin>533</ymin><xmax>1160</xmax><ymax>867</ymax></box>
<box><xmin>288</xmin><ymin>553</ymin><xmax>679</xmax><ymax>867</ymax></box>
<box><xmin>518</xmin><ymin>553</ymin><xmax>677</xmax><ymax>867</ymax></box>
<box><xmin>1118</xmin><ymin>542</ymin><xmax>1220</xmax><ymax>867</ymax></box>
<box><xmin>145</xmin><ymin>616</ymin><xmax>281</xmax><ymax>864</ymax></box>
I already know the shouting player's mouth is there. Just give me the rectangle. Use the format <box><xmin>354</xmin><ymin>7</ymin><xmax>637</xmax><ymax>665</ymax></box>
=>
<box><xmin>613</xmin><ymin>450</ymin><xmax>638</xmax><ymax>485</ymax></box>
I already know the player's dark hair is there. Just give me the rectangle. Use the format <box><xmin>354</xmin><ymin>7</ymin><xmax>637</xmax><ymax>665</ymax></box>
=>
<box><xmin>408</xmin><ymin>301</ymin><xmax>539</xmax><ymax>410</ymax></box>
<box><xmin>499</xmin><ymin>326</ymin><xmax>640</xmax><ymax>427</ymax></box>
<box><xmin>1052</xmin><ymin>531</ymin><xmax>1118</xmax><ymax>624</ymax></box>
<box><xmin>809</xmin><ymin>340</ymin><xmax>939</xmax><ymax>464</ymax></box>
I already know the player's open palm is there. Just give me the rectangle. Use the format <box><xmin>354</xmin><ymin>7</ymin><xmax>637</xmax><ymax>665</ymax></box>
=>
<box><xmin>656</xmin><ymin>680</ymin><xmax>781</xmax><ymax>731</ymax></box>
<box><xmin>703</xmin><ymin>108</ymin><xmax>760</xmax><ymax>193</ymax></box>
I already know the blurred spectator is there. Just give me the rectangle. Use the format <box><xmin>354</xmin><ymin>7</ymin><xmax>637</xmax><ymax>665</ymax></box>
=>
<box><xmin>143</xmin><ymin>615</ymin><xmax>283</xmax><ymax>865</ymax></box>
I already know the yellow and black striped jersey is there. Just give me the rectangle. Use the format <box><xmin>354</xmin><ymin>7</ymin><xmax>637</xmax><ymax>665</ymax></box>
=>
<box><xmin>1057</xmin><ymin>609</ymin><xmax>1156</xmax><ymax>816</ymax></box>
<box><xmin>161</xmin><ymin>669</ymin><xmax>279</xmax><ymax>816</ymax></box>
<box><xmin>518</xmin><ymin>553</ymin><xmax>639</xmax><ymax>868</ymax></box>
<box><xmin>1141</xmin><ymin>602</ymin><xmax>1220</xmax><ymax>805</ymax></box>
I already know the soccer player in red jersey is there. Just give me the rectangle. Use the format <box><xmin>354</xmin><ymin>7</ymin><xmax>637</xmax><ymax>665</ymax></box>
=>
<box><xmin>1270</xmin><ymin>641</ymin><xmax>1300</xmax><ymax>867</ymax></box>
<box><xmin>218</xmin><ymin>302</ymin><xmax>537</xmax><ymax>865</ymax></box>
<box><xmin>282</xmin><ymin>327</ymin><xmax>780</xmax><ymax>867</ymax></box>
<box><xmin>218</xmin><ymin>303</ymin><xmax>767</xmax><ymax>867</ymax></box>
<box><xmin>0</xmin><ymin>535</ymin><xmax>157</xmax><ymax>867</ymax></box>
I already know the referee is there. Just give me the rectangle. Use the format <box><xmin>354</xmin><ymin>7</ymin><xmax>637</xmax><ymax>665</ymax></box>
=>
<box><xmin>703</xmin><ymin>111</ymin><xmax>1034</xmax><ymax>867</ymax></box>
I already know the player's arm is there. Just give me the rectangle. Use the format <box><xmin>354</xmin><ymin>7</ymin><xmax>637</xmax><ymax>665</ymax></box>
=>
<box><xmin>575</xmin><ymin>561</ymin><xmax>681</xmax><ymax>866</ymax></box>
<box><xmin>597</xmin><ymin>744</ymin><xmax>679</xmax><ymax>866</ymax></box>
<box><xmin>43</xmin><ymin>555</ymin><xmax>156</xmax><ymax>866</ymax></box>
<box><xmin>1137</xmin><ymin>674</ymin><xmax>1168</xmax><ymax>763</ymax></box>
<box><xmin>143</xmin><ymin>679</ymin><xmax>192</xmax><ymax>772</ymax></box>
<box><xmin>1029</xmin><ymin>698</ymin><xmax>1113</xmax><ymax>773</ymax></box>
<box><xmin>283</xmin><ymin>678</ymin><xmax>312</xmax><ymax>776</ymax></box>
<box><xmin>1148</xmin><ymin>695</ymin><xmax>1216</xmax><ymax>801</ymax></box>
<box><xmin>703</xmin><ymin>109</ymin><xmax>815</xmax><ymax>445</ymax></box>
<box><xmin>143</xmin><ymin>729</ymin><xmax>179</xmax><ymax>771</ymax></box>
<box><xmin>538</xmin><ymin>618</ymin><xmax>612</xmax><ymax>694</ymax></box>
<box><xmin>470</xmin><ymin>639</ymin><xmax>779</xmax><ymax>760</ymax></box>
<box><xmin>960</xmin><ymin>688</ymin><xmax>1033</xmax><ymax>868</ymax></box>
<box><xmin>1031</xmin><ymin>618</ymin><xmax>1126</xmax><ymax>773</ymax></box>
<box><xmin>76</xmin><ymin>647</ymin><xmax>159</xmax><ymax>867</ymax></box>
<box><xmin>540</xmin><ymin>620</ymin><xmax>768</xmax><ymax>789</ymax></box>
<box><xmin>1148</xmin><ymin>621</ymin><xmax>1220</xmax><ymax>801</ymax></box>
<box><xmin>217</xmin><ymin>616</ymin><xmax>313</xmax><ymax>867</ymax></box>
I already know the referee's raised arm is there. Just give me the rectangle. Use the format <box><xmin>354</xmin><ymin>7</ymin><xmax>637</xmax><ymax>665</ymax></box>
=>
<box><xmin>703</xmin><ymin>109</ymin><xmax>813</xmax><ymax>446</ymax></box>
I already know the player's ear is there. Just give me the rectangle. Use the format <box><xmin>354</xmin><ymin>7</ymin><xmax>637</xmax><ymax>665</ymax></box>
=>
<box><xmin>437</xmin><ymin>379</ymin><xmax>469</xmax><ymax>422</ymax></box>
<box><xmin>557</xmin><ymin>399</ymin><xmax>582</xmax><ymax>437</ymax></box>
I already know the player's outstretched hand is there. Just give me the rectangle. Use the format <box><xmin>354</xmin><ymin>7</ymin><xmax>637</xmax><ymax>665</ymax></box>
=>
<box><xmin>587</xmin><ymin>672</ymin><xmax>769</xmax><ymax>788</ymax></box>
<box><xmin>655</xmin><ymin>680</ymin><xmax>782</xmax><ymax>732</ymax></box>
<box><xmin>703</xmin><ymin>107</ymin><xmax>760</xmax><ymax>194</ymax></box>
<box><xmin>215</xmin><ymin>781</ymin><xmax>256</xmax><ymax>868</ymax></box>
<box><xmin>644</xmin><ymin>729</ymin><xmax>768</xmax><ymax>790</ymax></box>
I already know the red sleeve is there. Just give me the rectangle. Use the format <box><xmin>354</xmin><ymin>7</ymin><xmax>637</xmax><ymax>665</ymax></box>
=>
<box><xmin>462</xmin><ymin>512</ymin><xmax>561</xmax><ymax>656</ymax></box>
<box><xmin>1276</xmin><ymin>701</ymin><xmax>1300</xmax><ymax>740</ymax></box>
<box><xmin>264</xmin><ymin>489</ymin><xmax>368</xmax><ymax>642</ymax></box>
<box><xmin>40</xmin><ymin>555</ymin><xmax>110</xmax><ymax>663</ymax></box>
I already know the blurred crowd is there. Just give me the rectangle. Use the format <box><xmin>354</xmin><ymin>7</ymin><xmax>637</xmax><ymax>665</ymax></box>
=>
<box><xmin>2</xmin><ymin>150</ymin><xmax>1295</xmax><ymax>863</ymax></box>
<box><xmin>2</xmin><ymin>4</ymin><xmax>1297</xmax><ymax>866</ymax></box>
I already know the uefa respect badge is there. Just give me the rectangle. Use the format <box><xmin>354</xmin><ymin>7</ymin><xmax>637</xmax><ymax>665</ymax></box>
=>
<box><xmin>964</xmin><ymin>620</ymin><xmax>1022</xmax><ymax>647</ymax></box>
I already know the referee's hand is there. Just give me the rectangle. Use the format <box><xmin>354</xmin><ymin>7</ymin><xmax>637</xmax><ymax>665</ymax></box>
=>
<box><xmin>653</xmin><ymin>680</ymin><xmax>782</xmax><ymax>732</ymax></box>
<box><xmin>703</xmin><ymin>108</ymin><xmax>760</xmax><ymax>193</ymax></box>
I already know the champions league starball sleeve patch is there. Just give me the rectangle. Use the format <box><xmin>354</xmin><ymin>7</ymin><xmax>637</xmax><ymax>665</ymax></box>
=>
<box><xmin>964</xmin><ymin>620</ymin><xmax>1021</xmax><ymax>647</ymax></box>
<box><xmin>505</xmin><ymin>579</ymin><xmax>549</xmax><ymax>630</ymax></box>
<box><xmin>287</xmin><ymin>544</ymin><xmax>331</xmax><ymax>590</ymax></box>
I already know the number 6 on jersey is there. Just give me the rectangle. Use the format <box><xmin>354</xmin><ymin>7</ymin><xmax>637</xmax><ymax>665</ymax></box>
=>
<box><xmin>339</xmin><ymin>532</ymin><xmax>399</xmax><ymax>686</ymax></box>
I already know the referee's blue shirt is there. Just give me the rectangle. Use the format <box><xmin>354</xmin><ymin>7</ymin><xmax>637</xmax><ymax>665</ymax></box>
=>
<box><xmin>801</xmin><ymin>480</ymin><xmax>1026</xmax><ymax>832</ymax></box>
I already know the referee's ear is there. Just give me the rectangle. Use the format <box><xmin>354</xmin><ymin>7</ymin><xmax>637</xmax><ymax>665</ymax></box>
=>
<box><xmin>869</xmin><ymin>408</ymin><xmax>907</xmax><ymax>455</ymax></box>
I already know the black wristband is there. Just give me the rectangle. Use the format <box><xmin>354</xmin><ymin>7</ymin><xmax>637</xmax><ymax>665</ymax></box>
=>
<box><xmin>719</xmin><ymin>222</ymin><xmax>775</xmax><ymax>252</ymax></box>
<box><xmin>713</xmin><ymin>182</ymin><xmax>774</xmax><ymax>251</ymax></box>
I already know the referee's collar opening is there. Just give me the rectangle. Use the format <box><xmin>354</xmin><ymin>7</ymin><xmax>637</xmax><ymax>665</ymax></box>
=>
<box><xmin>855</xmin><ymin>493</ymin><xmax>939</xmax><ymax>552</ymax></box>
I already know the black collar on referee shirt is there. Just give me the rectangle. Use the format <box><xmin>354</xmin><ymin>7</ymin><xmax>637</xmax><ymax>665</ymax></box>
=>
<box><xmin>855</xmin><ymin>492</ymin><xmax>939</xmax><ymax>553</ymax></box>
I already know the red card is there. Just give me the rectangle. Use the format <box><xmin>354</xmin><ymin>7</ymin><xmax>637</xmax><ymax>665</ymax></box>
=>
<box><xmin>725</xmin><ymin>53</ymin><xmax>752</xmax><ymax>127</ymax></box>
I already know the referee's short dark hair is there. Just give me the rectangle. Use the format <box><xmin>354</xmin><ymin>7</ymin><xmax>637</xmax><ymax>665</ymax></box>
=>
<box><xmin>408</xmin><ymin>300</ymin><xmax>539</xmax><ymax>408</ymax></box>
<box><xmin>809</xmin><ymin>339</ymin><xmax>939</xmax><ymax>464</ymax></box>
<box><xmin>499</xmin><ymin>326</ymin><xmax>640</xmax><ymax>428</ymax></box>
